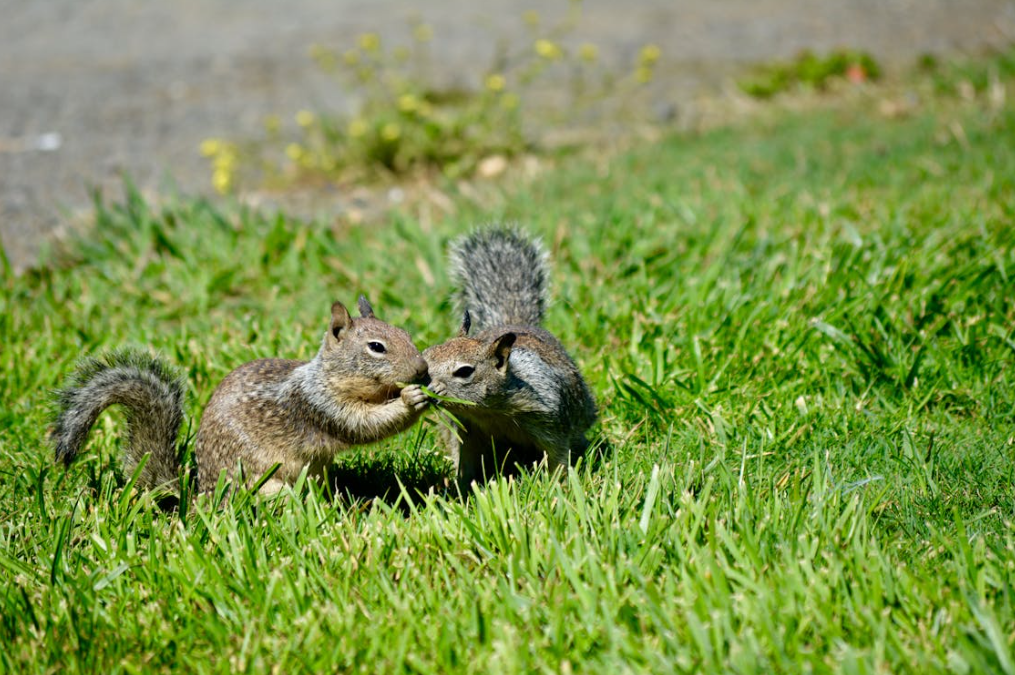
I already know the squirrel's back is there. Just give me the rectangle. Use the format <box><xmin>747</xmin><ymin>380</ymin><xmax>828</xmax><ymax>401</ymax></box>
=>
<box><xmin>450</xmin><ymin>227</ymin><xmax>549</xmax><ymax>330</ymax></box>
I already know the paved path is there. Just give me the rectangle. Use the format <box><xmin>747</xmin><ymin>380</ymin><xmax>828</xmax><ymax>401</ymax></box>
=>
<box><xmin>2</xmin><ymin>0</ymin><xmax>1012</xmax><ymax>270</ymax></box>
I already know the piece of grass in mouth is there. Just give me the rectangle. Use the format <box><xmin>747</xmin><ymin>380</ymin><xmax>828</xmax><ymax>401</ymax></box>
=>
<box><xmin>396</xmin><ymin>382</ymin><xmax>472</xmax><ymax>442</ymax></box>
<box><xmin>397</xmin><ymin>382</ymin><xmax>477</xmax><ymax>407</ymax></box>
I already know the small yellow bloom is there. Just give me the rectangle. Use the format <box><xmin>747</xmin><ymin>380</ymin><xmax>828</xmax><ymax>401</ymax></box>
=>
<box><xmin>315</xmin><ymin>53</ymin><xmax>337</xmax><ymax>71</ymax></box>
<box><xmin>635</xmin><ymin>66</ymin><xmax>654</xmax><ymax>84</ymax></box>
<box><xmin>380</xmin><ymin>123</ymin><xmax>401</xmax><ymax>142</ymax></box>
<box><xmin>534</xmin><ymin>39</ymin><xmax>562</xmax><ymax>60</ymax></box>
<box><xmin>485</xmin><ymin>74</ymin><xmax>506</xmax><ymax>92</ymax></box>
<box><xmin>358</xmin><ymin>32</ymin><xmax>381</xmax><ymax>53</ymax></box>
<box><xmin>347</xmin><ymin>118</ymin><xmax>368</xmax><ymax>138</ymax></box>
<box><xmin>212</xmin><ymin>169</ymin><xmax>231</xmax><ymax>194</ymax></box>
<box><xmin>398</xmin><ymin>93</ymin><xmax>419</xmax><ymax>112</ymax></box>
<box><xmin>522</xmin><ymin>10</ymin><xmax>540</xmax><ymax>27</ymax></box>
<box><xmin>295</xmin><ymin>110</ymin><xmax>316</xmax><ymax>127</ymax></box>
<box><xmin>263</xmin><ymin>115</ymin><xmax>281</xmax><ymax>134</ymax></box>
<box><xmin>285</xmin><ymin>143</ymin><xmax>305</xmax><ymax>161</ymax></box>
<box><xmin>199</xmin><ymin>138</ymin><xmax>222</xmax><ymax>157</ymax></box>
<box><xmin>639</xmin><ymin>44</ymin><xmax>661</xmax><ymax>65</ymax></box>
<box><xmin>578</xmin><ymin>43</ymin><xmax>598</xmax><ymax>62</ymax></box>
<box><xmin>299</xmin><ymin>153</ymin><xmax>318</xmax><ymax>170</ymax></box>
<box><xmin>309</xmin><ymin>44</ymin><xmax>337</xmax><ymax>71</ymax></box>
<box><xmin>343</xmin><ymin>49</ymin><xmax>360</xmax><ymax>65</ymax></box>
<box><xmin>213</xmin><ymin>151</ymin><xmax>236</xmax><ymax>171</ymax></box>
<box><xmin>412</xmin><ymin>23</ymin><xmax>433</xmax><ymax>43</ymax></box>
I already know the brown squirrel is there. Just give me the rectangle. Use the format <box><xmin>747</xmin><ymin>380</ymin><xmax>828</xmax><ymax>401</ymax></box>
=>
<box><xmin>424</xmin><ymin>227</ymin><xmax>598</xmax><ymax>492</ymax></box>
<box><xmin>52</xmin><ymin>297</ymin><xmax>430</xmax><ymax>495</ymax></box>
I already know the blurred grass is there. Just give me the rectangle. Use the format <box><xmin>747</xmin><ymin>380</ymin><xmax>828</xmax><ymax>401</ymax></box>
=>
<box><xmin>1</xmin><ymin>54</ymin><xmax>1015</xmax><ymax>673</ymax></box>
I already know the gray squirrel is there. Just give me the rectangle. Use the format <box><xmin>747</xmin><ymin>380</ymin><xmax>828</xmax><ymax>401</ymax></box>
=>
<box><xmin>52</xmin><ymin>297</ymin><xmax>430</xmax><ymax>496</ymax></box>
<box><xmin>424</xmin><ymin>227</ymin><xmax>598</xmax><ymax>491</ymax></box>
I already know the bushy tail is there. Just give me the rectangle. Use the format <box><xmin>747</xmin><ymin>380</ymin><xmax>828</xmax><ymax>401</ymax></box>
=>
<box><xmin>449</xmin><ymin>226</ymin><xmax>549</xmax><ymax>330</ymax></box>
<box><xmin>52</xmin><ymin>348</ymin><xmax>187</xmax><ymax>491</ymax></box>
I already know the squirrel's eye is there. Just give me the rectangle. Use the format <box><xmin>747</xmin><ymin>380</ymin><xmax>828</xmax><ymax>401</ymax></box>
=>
<box><xmin>367</xmin><ymin>341</ymin><xmax>387</xmax><ymax>354</ymax></box>
<box><xmin>452</xmin><ymin>365</ymin><xmax>475</xmax><ymax>379</ymax></box>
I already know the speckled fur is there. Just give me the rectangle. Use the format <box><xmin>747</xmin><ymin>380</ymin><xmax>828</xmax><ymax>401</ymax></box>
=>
<box><xmin>52</xmin><ymin>348</ymin><xmax>186</xmax><ymax>491</ymax></box>
<box><xmin>52</xmin><ymin>299</ymin><xmax>429</xmax><ymax>495</ymax></box>
<box><xmin>424</xmin><ymin>227</ymin><xmax>597</xmax><ymax>491</ymax></box>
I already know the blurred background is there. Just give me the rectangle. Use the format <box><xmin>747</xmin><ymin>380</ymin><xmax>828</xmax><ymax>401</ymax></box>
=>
<box><xmin>2</xmin><ymin>0</ymin><xmax>1013</xmax><ymax>272</ymax></box>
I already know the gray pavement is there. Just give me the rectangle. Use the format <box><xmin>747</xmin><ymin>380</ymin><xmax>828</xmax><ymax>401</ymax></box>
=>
<box><xmin>2</xmin><ymin>0</ymin><xmax>1013</xmax><ymax>271</ymax></box>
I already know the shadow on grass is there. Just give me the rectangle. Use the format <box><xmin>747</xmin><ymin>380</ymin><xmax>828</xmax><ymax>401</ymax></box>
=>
<box><xmin>327</xmin><ymin>450</ymin><xmax>454</xmax><ymax>507</ymax></box>
<box><xmin>327</xmin><ymin>431</ymin><xmax>612</xmax><ymax>507</ymax></box>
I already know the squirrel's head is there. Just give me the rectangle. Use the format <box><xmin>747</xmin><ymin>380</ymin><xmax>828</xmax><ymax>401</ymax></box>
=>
<box><xmin>319</xmin><ymin>297</ymin><xmax>429</xmax><ymax>400</ymax></box>
<box><xmin>423</xmin><ymin>316</ymin><xmax>516</xmax><ymax>409</ymax></box>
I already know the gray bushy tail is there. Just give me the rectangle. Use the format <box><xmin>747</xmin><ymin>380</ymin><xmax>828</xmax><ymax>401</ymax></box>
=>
<box><xmin>52</xmin><ymin>348</ymin><xmax>186</xmax><ymax>491</ymax></box>
<box><xmin>449</xmin><ymin>226</ymin><xmax>549</xmax><ymax>331</ymax></box>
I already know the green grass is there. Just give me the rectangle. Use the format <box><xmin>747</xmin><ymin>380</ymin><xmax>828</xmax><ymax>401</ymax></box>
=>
<box><xmin>2</xmin><ymin>66</ymin><xmax>1015</xmax><ymax>673</ymax></box>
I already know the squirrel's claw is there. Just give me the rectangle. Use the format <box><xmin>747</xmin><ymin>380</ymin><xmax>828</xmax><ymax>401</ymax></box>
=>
<box><xmin>400</xmin><ymin>384</ymin><xmax>430</xmax><ymax>411</ymax></box>
<box><xmin>427</xmin><ymin>381</ymin><xmax>447</xmax><ymax>400</ymax></box>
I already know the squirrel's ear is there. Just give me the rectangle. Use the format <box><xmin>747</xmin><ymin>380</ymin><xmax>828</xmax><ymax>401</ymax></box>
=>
<box><xmin>330</xmin><ymin>301</ymin><xmax>353</xmax><ymax>341</ymax></box>
<box><xmin>488</xmin><ymin>332</ymin><xmax>516</xmax><ymax>373</ymax></box>
<box><xmin>457</xmin><ymin>310</ymin><xmax>472</xmax><ymax>337</ymax></box>
<box><xmin>357</xmin><ymin>295</ymin><xmax>375</xmax><ymax>318</ymax></box>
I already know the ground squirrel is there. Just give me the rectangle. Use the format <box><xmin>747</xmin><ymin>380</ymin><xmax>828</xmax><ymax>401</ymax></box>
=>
<box><xmin>424</xmin><ymin>227</ymin><xmax>597</xmax><ymax>491</ymax></box>
<box><xmin>52</xmin><ymin>297</ymin><xmax>430</xmax><ymax>496</ymax></box>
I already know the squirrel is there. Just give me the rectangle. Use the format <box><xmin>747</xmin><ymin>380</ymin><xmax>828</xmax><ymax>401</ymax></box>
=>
<box><xmin>52</xmin><ymin>297</ymin><xmax>430</xmax><ymax>496</ymax></box>
<box><xmin>423</xmin><ymin>227</ymin><xmax>598</xmax><ymax>492</ymax></box>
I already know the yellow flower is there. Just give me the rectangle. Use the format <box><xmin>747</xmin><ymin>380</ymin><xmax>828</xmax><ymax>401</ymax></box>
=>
<box><xmin>212</xmin><ymin>169</ymin><xmax>231</xmax><ymax>194</ymax></box>
<box><xmin>485</xmin><ymin>74</ymin><xmax>506</xmax><ymax>92</ymax></box>
<box><xmin>343</xmin><ymin>49</ymin><xmax>360</xmax><ymax>65</ymax></box>
<box><xmin>522</xmin><ymin>10</ymin><xmax>540</xmax><ymax>27</ymax></box>
<box><xmin>310</xmin><ymin>45</ymin><xmax>336</xmax><ymax>71</ymax></box>
<box><xmin>358</xmin><ymin>33</ymin><xmax>381</xmax><ymax>53</ymax></box>
<box><xmin>635</xmin><ymin>66</ymin><xmax>654</xmax><ymax>84</ymax></box>
<box><xmin>639</xmin><ymin>44</ymin><xmax>661</xmax><ymax>65</ymax></box>
<box><xmin>308</xmin><ymin>43</ymin><xmax>328</xmax><ymax>60</ymax></box>
<box><xmin>213</xmin><ymin>150</ymin><xmax>236</xmax><ymax>171</ymax></box>
<box><xmin>263</xmin><ymin>115</ymin><xmax>281</xmax><ymax>134</ymax></box>
<box><xmin>398</xmin><ymin>93</ymin><xmax>419</xmax><ymax>112</ymax></box>
<box><xmin>295</xmin><ymin>110</ymin><xmax>315</xmax><ymax>128</ymax></box>
<box><xmin>299</xmin><ymin>153</ymin><xmax>318</xmax><ymax>170</ymax></box>
<box><xmin>199</xmin><ymin>138</ymin><xmax>222</xmax><ymax>157</ymax></box>
<box><xmin>534</xmin><ymin>39</ymin><xmax>562</xmax><ymax>60</ymax></box>
<box><xmin>578</xmin><ymin>43</ymin><xmax>598</xmax><ymax>62</ymax></box>
<box><xmin>347</xmin><ymin>118</ymin><xmax>368</xmax><ymax>138</ymax></box>
<box><xmin>412</xmin><ymin>23</ymin><xmax>433</xmax><ymax>43</ymax></box>
<box><xmin>285</xmin><ymin>143</ymin><xmax>305</xmax><ymax>161</ymax></box>
<box><xmin>380</xmin><ymin>123</ymin><xmax>401</xmax><ymax>142</ymax></box>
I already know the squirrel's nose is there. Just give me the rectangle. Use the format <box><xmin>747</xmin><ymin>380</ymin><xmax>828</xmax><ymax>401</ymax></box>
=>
<box><xmin>413</xmin><ymin>356</ymin><xmax>429</xmax><ymax>382</ymax></box>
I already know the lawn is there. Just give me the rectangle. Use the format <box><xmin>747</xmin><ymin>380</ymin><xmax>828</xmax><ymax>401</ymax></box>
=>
<box><xmin>1</xmin><ymin>59</ymin><xmax>1014</xmax><ymax>673</ymax></box>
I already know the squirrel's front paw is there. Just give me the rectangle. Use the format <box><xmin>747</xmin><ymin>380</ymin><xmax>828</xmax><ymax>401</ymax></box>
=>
<box><xmin>428</xmin><ymin>381</ymin><xmax>447</xmax><ymax>399</ymax></box>
<box><xmin>400</xmin><ymin>384</ymin><xmax>430</xmax><ymax>411</ymax></box>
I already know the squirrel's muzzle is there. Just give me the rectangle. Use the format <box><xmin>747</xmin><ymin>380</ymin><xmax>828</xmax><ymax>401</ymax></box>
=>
<box><xmin>412</xmin><ymin>356</ymin><xmax>429</xmax><ymax>383</ymax></box>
